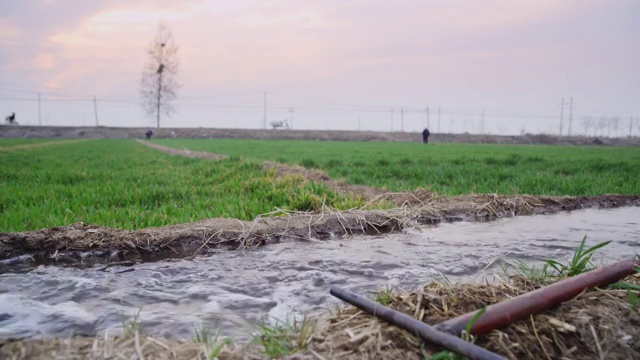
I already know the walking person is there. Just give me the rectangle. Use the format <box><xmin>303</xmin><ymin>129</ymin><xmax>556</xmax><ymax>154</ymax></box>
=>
<box><xmin>422</xmin><ymin>128</ymin><xmax>430</xmax><ymax>144</ymax></box>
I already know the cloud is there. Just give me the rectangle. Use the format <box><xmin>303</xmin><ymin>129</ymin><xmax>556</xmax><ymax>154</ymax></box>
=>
<box><xmin>0</xmin><ymin>18</ymin><xmax>21</xmax><ymax>45</ymax></box>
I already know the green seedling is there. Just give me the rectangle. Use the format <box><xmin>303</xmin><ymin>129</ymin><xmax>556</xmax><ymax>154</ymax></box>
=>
<box><xmin>193</xmin><ymin>325</ymin><xmax>231</xmax><ymax>360</ymax></box>
<box><xmin>426</xmin><ymin>307</ymin><xmax>487</xmax><ymax>360</ymax></box>
<box><xmin>375</xmin><ymin>288</ymin><xmax>393</xmax><ymax>306</ymax></box>
<box><xmin>122</xmin><ymin>307</ymin><xmax>144</xmax><ymax>337</ymax></box>
<box><xmin>515</xmin><ymin>259</ymin><xmax>552</xmax><ymax>282</ymax></box>
<box><xmin>252</xmin><ymin>313</ymin><xmax>314</xmax><ymax>359</ymax></box>
<box><xmin>609</xmin><ymin>266</ymin><xmax>640</xmax><ymax>314</ymax></box>
<box><xmin>543</xmin><ymin>235</ymin><xmax>611</xmax><ymax>278</ymax></box>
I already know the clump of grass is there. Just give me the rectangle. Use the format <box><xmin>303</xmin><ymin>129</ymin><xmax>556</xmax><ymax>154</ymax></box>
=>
<box><xmin>543</xmin><ymin>235</ymin><xmax>611</xmax><ymax>278</ymax></box>
<box><xmin>426</xmin><ymin>307</ymin><xmax>488</xmax><ymax>359</ymax></box>
<box><xmin>252</xmin><ymin>313</ymin><xmax>314</xmax><ymax>359</ymax></box>
<box><xmin>515</xmin><ymin>260</ymin><xmax>552</xmax><ymax>282</ymax></box>
<box><xmin>122</xmin><ymin>308</ymin><xmax>144</xmax><ymax>337</ymax></box>
<box><xmin>193</xmin><ymin>325</ymin><xmax>231</xmax><ymax>360</ymax></box>
<box><xmin>300</xmin><ymin>158</ymin><xmax>318</xmax><ymax>168</ymax></box>
<box><xmin>375</xmin><ymin>287</ymin><xmax>393</xmax><ymax>306</ymax></box>
<box><xmin>609</xmin><ymin>263</ymin><xmax>640</xmax><ymax>314</ymax></box>
<box><xmin>517</xmin><ymin>236</ymin><xmax>611</xmax><ymax>282</ymax></box>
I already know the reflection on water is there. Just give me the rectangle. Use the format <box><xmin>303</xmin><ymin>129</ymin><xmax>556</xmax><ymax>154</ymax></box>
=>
<box><xmin>0</xmin><ymin>206</ymin><xmax>638</xmax><ymax>341</ymax></box>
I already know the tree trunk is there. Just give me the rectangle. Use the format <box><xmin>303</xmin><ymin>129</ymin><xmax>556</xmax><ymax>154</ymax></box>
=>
<box><xmin>156</xmin><ymin>71</ymin><xmax>162</xmax><ymax>128</ymax></box>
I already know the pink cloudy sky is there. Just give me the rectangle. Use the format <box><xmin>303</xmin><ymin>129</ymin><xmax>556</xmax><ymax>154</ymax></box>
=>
<box><xmin>0</xmin><ymin>0</ymin><xmax>638</xmax><ymax>135</ymax></box>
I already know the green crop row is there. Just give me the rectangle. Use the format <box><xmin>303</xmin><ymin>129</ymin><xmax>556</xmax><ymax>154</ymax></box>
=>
<box><xmin>0</xmin><ymin>140</ymin><xmax>365</xmax><ymax>232</ymax></box>
<box><xmin>155</xmin><ymin>139</ymin><xmax>640</xmax><ymax>196</ymax></box>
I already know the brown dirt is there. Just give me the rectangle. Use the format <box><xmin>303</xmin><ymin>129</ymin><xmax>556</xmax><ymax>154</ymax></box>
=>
<box><xmin>137</xmin><ymin>139</ymin><xmax>229</xmax><ymax>160</ymax></box>
<box><xmin>2</xmin><ymin>271</ymin><xmax>638</xmax><ymax>359</ymax></box>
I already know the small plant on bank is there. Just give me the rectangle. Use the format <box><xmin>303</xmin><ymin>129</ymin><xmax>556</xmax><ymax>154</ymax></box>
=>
<box><xmin>193</xmin><ymin>324</ymin><xmax>231</xmax><ymax>360</ymax></box>
<box><xmin>122</xmin><ymin>307</ymin><xmax>144</xmax><ymax>337</ymax></box>
<box><xmin>515</xmin><ymin>259</ymin><xmax>552</xmax><ymax>282</ymax></box>
<box><xmin>375</xmin><ymin>287</ymin><xmax>393</xmax><ymax>306</ymax></box>
<box><xmin>609</xmin><ymin>264</ymin><xmax>640</xmax><ymax>314</ymax></box>
<box><xmin>516</xmin><ymin>236</ymin><xmax>611</xmax><ymax>282</ymax></box>
<box><xmin>425</xmin><ymin>307</ymin><xmax>488</xmax><ymax>360</ymax></box>
<box><xmin>252</xmin><ymin>313</ymin><xmax>314</xmax><ymax>359</ymax></box>
<box><xmin>543</xmin><ymin>235</ymin><xmax>611</xmax><ymax>278</ymax></box>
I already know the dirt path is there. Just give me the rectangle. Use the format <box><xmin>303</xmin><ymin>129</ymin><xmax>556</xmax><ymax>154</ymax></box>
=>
<box><xmin>0</xmin><ymin>139</ymin><xmax>88</xmax><ymax>152</ymax></box>
<box><xmin>136</xmin><ymin>139</ymin><xmax>229</xmax><ymax>159</ymax></box>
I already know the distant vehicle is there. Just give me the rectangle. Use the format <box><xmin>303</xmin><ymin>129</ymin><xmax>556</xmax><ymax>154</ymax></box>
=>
<box><xmin>270</xmin><ymin>120</ymin><xmax>289</xmax><ymax>129</ymax></box>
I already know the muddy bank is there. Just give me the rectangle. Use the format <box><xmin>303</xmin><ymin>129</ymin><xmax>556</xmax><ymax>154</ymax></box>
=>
<box><xmin>2</xmin><ymin>270</ymin><xmax>638</xmax><ymax>360</ymax></box>
<box><xmin>2</xmin><ymin>125</ymin><xmax>638</xmax><ymax>146</ymax></box>
<box><xmin>1</xmin><ymin>194</ymin><xmax>638</xmax><ymax>264</ymax></box>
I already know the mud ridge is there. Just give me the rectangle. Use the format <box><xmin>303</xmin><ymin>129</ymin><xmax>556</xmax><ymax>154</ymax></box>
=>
<box><xmin>1</xmin><ymin>194</ymin><xmax>638</xmax><ymax>266</ymax></box>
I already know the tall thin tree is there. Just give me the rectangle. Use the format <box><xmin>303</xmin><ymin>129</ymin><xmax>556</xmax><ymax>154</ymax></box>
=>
<box><xmin>140</xmin><ymin>21</ymin><xmax>180</xmax><ymax>128</ymax></box>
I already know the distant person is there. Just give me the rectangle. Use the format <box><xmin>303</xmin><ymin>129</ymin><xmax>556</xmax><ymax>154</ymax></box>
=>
<box><xmin>5</xmin><ymin>112</ymin><xmax>15</xmax><ymax>124</ymax></box>
<box><xmin>145</xmin><ymin>129</ymin><xmax>153</xmax><ymax>140</ymax></box>
<box><xmin>422</xmin><ymin>128</ymin><xmax>430</xmax><ymax>144</ymax></box>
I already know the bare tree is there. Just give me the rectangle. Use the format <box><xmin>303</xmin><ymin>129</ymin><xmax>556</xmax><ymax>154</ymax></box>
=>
<box><xmin>140</xmin><ymin>21</ymin><xmax>180</xmax><ymax>128</ymax></box>
<box><xmin>597</xmin><ymin>117</ymin><xmax>608</xmax><ymax>136</ymax></box>
<box><xmin>581</xmin><ymin>116</ymin><xmax>594</xmax><ymax>136</ymax></box>
<box><xmin>610</xmin><ymin>116</ymin><xmax>620</xmax><ymax>137</ymax></box>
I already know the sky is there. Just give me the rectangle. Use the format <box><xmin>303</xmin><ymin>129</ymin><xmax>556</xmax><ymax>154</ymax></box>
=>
<box><xmin>0</xmin><ymin>0</ymin><xmax>639</xmax><ymax>136</ymax></box>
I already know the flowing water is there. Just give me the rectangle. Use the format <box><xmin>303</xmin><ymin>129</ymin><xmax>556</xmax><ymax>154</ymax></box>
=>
<box><xmin>0</xmin><ymin>207</ymin><xmax>638</xmax><ymax>341</ymax></box>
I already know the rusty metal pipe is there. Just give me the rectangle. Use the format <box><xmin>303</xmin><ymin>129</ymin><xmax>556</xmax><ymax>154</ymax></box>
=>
<box><xmin>329</xmin><ymin>287</ymin><xmax>507</xmax><ymax>360</ymax></box>
<box><xmin>436</xmin><ymin>258</ymin><xmax>639</xmax><ymax>336</ymax></box>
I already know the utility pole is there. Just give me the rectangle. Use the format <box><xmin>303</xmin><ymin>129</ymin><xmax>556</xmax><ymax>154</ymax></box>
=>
<box><xmin>390</xmin><ymin>108</ymin><xmax>394</xmax><ymax>132</ymax></box>
<box><xmin>630</xmin><ymin>117</ymin><xmax>634</xmax><ymax>137</ymax></box>
<box><xmin>559</xmin><ymin>98</ymin><xmax>564</xmax><ymax>136</ymax></box>
<box><xmin>480</xmin><ymin>109</ymin><xmax>484</xmax><ymax>134</ymax></box>
<box><xmin>401</xmin><ymin>108</ymin><xmax>404</xmax><ymax>132</ymax></box>
<box><xmin>438</xmin><ymin>107</ymin><xmax>441</xmax><ymax>133</ymax></box>
<box><xmin>568</xmin><ymin>97</ymin><xmax>573</xmax><ymax>136</ymax></box>
<box><xmin>358</xmin><ymin>118</ymin><xmax>361</xmax><ymax>131</ymax></box>
<box><xmin>93</xmin><ymin>96</ymin><xmax>99</xmax><ymax>127</ymax></box>
<box><xmin>263</xmin><ymin>92</ymin><xmax>267</xmax><ymax>129</ymax></box>
<box><xmin>426</xmin><ymin>107</ymin><xmax>430</xmax><ymax>128</ymax></box>
<box><xmin>38</xmin><ymin>92</ymin><xmax>41</xmax><ymax>126</ymax></box>
<box><xmin>289</xmin><ymin>107</ymin><xmax>294</xmax><ymax>129</ymax></box>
